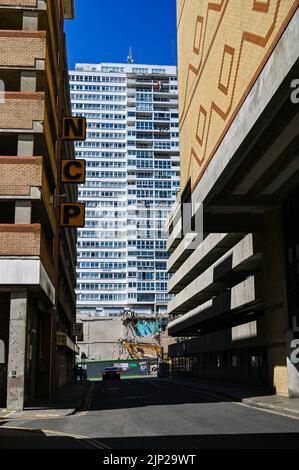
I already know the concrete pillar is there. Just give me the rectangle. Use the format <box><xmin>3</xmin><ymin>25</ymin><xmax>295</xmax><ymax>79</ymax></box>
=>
<box><xmin>263</xmin><ymin>210</ymin><xmax>289</xmax><ymax>396</ymax></box>
<box><xmin>7</xmin><ymin>292</ymin><xmax>28</xmax><ymax>411</ymax></box>
<box><xmin>20</xmin><ymin>72</ymin><xmax>36</xmax><ymax>93</ymax></box>
<box><xmin>15</xmin><ymin>201</ymin><xmax>31</xmax><ymax>224</ymax></box>
<box><xmin>17</xmin><ymin>135</ymin><xmax>34</xmax><ymax>157</ymax></box>
<box><xmin>22</xmin><ymin>12</ymin><xmax>38</xmax><ymax>30</ymax></box>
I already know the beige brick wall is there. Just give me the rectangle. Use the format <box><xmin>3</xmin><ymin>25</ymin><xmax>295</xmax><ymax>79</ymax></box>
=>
<box><xmin>0</xmin><ymin>224</ymin><xmax>41</xmax><ymax>256</ymax></box>
<box><xmin>0</xmin><ymin>92</ymin><xmax>44</xmax><ymax>130</ymax></box>
<box><xmin>0</xmin><ymin>31</ymin><xmax>46</xmax><ymax>68</ymax></box>
<box><xmin>0</xmin><ymin>157</ymin><xmax>42</xmax><ymax>196</ymax></box>
<box><xmin>0</xmin><ymin>0</ymin><xmax>37</xmax><ymax>6</ymax></box>
<box><xmin>177</xmin><ymin>0</ymin><xmax>299</xmax><ymax>192</ymax></box>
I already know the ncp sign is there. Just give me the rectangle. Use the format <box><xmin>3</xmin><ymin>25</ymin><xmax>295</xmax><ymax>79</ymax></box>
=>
<box><xmin>61</xmin><ymin>116</ymin><xmax>87</xmax><ymax>229</ymax></box>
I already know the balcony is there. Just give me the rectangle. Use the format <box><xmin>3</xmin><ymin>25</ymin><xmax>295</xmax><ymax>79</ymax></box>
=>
<box><xmin>0</xmin><ymin>223</ymin><xmax>41</xmax><ymax>256</ymax></box>
<box><xmin>0</xmin><ymin>1</ymin><xmax>40</xmax><ymax>8</ymax></box>
<box><xmin>0</xmin><ymin>92</ymin><xmax>44</xmax><ymax>132</ymax></box>
<box><xmin>0</xmin><ymin>29</ymin><xmax>46</xmax><ymax>69</ymax></box>
<box><xmin>0</xmin><ymin>156</ymin><xmax>42</xmax><ymax>198</ymax></box>
<box><xmin>168</xmin><ymin>234</ymin><xmax>262</xmax><ymax>316</ymax></box>
<box><xmin>0</xmin><ymin>223</ymin><xmax>55</xmax><ymax>301</ymax></box>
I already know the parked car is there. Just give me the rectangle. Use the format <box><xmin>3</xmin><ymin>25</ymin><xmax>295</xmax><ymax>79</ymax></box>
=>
<box><xmin>102</xmin><ymin>367</ymin><xmax>121</xmax><ymax>382</ymax></box>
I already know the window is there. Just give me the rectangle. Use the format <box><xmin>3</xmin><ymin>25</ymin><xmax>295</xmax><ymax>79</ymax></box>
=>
<box><xmin>133</xmin><ymin>68</ymin><xmax>149</xmax><ymax>74</ymax></box>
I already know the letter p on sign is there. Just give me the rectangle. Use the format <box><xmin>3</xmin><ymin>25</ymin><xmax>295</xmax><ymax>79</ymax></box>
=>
<box><xmin>60</xmin><ymin>203</ymin><xmax>85</xmax><ymax>227</ymax></box>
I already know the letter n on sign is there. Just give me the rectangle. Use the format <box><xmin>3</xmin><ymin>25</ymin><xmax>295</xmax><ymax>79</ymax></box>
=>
<box><xmin>62</xmin><ymin>117</ymin><xmax>86</xmax><ymax>141</ymax></box>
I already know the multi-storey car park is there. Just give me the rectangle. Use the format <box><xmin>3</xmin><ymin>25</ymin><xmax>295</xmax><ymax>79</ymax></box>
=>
<box><xmin>69</xmin><ymin>63</ymin><xmax>180</xmax><ymax>351</ymax></box>
<box><xmin>0</xmin><ymin>0</ymin><xmax>77</xmax><ymax>410</ymax></box>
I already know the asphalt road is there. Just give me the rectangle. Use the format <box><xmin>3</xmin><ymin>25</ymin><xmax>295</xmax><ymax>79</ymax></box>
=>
<box><xmin>1</xmin><ymin>378</ymin><xmax>299</xmax><ymax>449</ymax></box>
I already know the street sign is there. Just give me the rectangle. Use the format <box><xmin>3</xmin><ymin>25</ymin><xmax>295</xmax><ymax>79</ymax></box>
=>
<box><xmin>56</xmin><ymin>333</ymin><xmax>67</xmax><ymax>346</ymax></box>
<box><xmin>72</xmin><ymin>323</ymin><xmax>83</xmax><ymax>337</ymax></box>
<box><xmin>62</xmin><ymin>159</ymin><xmax>86</xmax><ymax>184</ymax></box>
<box><xmin>62</xmin><ymin>117</ymin><xmax>86</xmax><ymax>141</ymax></box>
<box><xmin>60</xmin><ymin>203</ymin><xmax>85</xmax><ymax>227</ymax></box>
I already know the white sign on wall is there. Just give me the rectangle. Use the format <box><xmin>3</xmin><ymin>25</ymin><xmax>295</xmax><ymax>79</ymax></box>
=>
<box><xmin>0</xmin><ymin>339</ymin><xmax>5</xmax><ymax>364</ymax></box>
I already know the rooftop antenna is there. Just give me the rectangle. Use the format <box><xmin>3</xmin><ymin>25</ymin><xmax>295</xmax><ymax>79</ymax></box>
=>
<box><xmin>127</xmin><ymin>47</ymin><xmax>134</xmax><ymax>64</ymax></box>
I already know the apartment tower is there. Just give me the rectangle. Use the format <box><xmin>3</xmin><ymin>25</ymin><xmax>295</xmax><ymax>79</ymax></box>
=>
<box><xmin>70</xmin><ymin>63</ymin><xmax>179</xmax><ymax>358</ymax></box>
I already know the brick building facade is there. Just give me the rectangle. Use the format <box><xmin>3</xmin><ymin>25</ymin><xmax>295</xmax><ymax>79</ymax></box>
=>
<box><xmin>0</xmin><ymin>0</ymin><xmax>78</xmax><ymax>410</ymax></box>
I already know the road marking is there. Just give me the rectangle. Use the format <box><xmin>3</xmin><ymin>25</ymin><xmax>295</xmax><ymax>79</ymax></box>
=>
<box><xmin>0</xmin><ymin>410</ymin><xmax>16</xmax><ymax>419</ymax></box>
<box><xmin>77</xmin><ymin>382</ymin><xmax>95</xmax><ymax>416</ymax></box>
<box><xmin>233</xmin><ymin>401</ymin><xmax>299</xmax><ymax>421</ymax></box>
<box><xmin>84</xmin><ymin>437</ymin><xmax>111</xmax><ymax>450</ymax></box>
<box><xmin>35</xmin><ymin>414</ymin><xmax>60</xmax><ymax>418</ymax></box>
<box><xmin>2</xmin><ymin>425</ymin><xmax>111</xmax><ymax>449</ymax></box>
<box><xmin>40</xmin><ymin>429</ymin><xmax>111</xmax><ymax>450</ymax></box>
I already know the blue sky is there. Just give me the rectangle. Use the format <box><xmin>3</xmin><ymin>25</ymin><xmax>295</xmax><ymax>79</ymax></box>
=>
<box><xmin>65</xmin><ymin>0</ymin><xmax>178</xmax><ymax>70</ymax></box>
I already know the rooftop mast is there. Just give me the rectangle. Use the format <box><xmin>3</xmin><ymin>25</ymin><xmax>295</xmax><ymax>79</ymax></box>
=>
<box><xmin>127</xmin><ymin>47</ymin><xmax>134</xmax><ymax>64</ymax></box>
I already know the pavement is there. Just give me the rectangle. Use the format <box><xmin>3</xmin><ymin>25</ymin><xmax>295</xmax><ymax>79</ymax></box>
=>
<box><xmin>0</xmin><ymin>381</ymin><xmax>90</xmax><ymax>421</ymax></box>
<box><xmin>160</xmin><ymin>377</ymin><xmax>299</xmax><ymax>418</ymax></box>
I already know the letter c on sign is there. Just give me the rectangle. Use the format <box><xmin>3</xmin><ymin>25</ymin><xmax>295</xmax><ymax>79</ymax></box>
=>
<box><xmin>64</xmin><ymin>161</ymin><xmax>83</xmax><ymax>180</ymax></box>
<box><xmin>62</xmin><ymin>159</ymin><xmax>86</xmax><ymax>184</ymax></box>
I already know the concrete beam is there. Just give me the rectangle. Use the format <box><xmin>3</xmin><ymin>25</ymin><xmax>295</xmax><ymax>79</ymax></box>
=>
<box><xmin>22</xmin><ymin>11</ymin><xmax>38</xmax><ymax>30</ymax></box>
<box><xmin>168</xmin><ymin>275</ymin><xmax>263</xmax><ymax>336</ymax></box>
<box><xmin>15</xmin><ymin>201</ymin><xmax>31</xmax><ymax>224</ymax></box>
<box><xmin>168</xmin><ymin>233</ymin><xmax>246</xmax><ymax>294</ymax></box>
<box><xmin>17</xmin><ymin>134</ymin><xmax>34</xmax><ymax>157</ymax></box>
<box><xmin>20</xmin><ymin>71</ymin><xmax>37</xmax><ymax>93</ymax></box>
<box><xmin>168</xmin><ymin>234</ymin><xmax>262</xmax><ymax>316</ymax></box>
<box><xmin>0</xmin><ymin>259</ymin><xmax>55</xmax><ymax>305</ymax></box>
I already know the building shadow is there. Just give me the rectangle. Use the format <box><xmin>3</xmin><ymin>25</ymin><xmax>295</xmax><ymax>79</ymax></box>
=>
<box><xmin>83</xmin><ymin>377</ymin><xmax>228</xmax><ymax>412</ymax></box>
<box><xmin>0</xmin><ymin>430</ymin><xmax>299</xmax><ymax>449</ymax></box>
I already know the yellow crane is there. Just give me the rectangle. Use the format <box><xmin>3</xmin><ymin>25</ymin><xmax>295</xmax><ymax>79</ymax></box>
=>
<box><xmin>123</xmin><ymin>341</ymin><xmax>162</xmax><ymax>359</ymax></box>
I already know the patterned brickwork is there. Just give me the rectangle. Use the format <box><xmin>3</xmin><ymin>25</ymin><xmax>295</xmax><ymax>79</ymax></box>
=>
<box><xmin>0</xmin><ymin>157</ymin><xmax>42</xmax><ymax>196</ymax></box>
<box><xmin>0</xmin><ymin>31</ymin><xmax>46</xmax><ymax>68</ymax></box>
<box><xmin>0</xmin><ymin>0</ymin><xmax>37</xmax><ymax>6</ymax></box>
<box><xmin>0</xmin><ymin>92</ymin><xmax>44</xmax><ymax>129</ymax></box>
<box><xmin>177</xmin><ymin>0</ymin><xmax>299</xmax><ymax>192</ymax></box>
<box><xmin>0</xmin><ymin>224</ymin><xmax>41</xmax><ymax>256</ymax></box>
